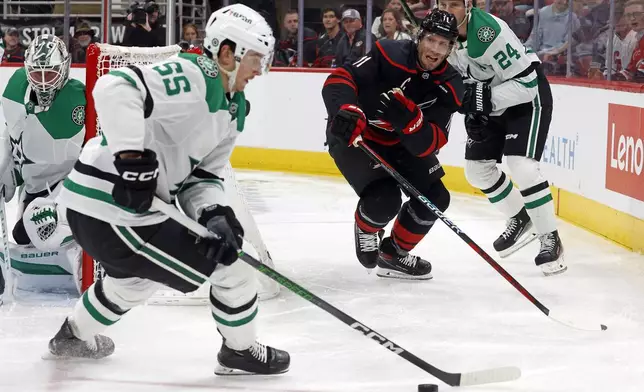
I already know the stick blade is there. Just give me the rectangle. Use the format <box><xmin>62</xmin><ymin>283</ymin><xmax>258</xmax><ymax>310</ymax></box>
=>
<box><xmin>458</xmin><ymin>366</ymin><xmax>522</xmax><ymax>386</ymax></box>
<box><xmin>548</xmin><ymin>308</ymin><xmax>608</xmax><ymax>332</ymax></box>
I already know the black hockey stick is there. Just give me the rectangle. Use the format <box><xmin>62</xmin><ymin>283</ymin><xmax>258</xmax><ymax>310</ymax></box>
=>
<box><xmin>355</xmin><ymin>138</ymin><xmax>608</xmax><ymax>332</ymax></box>
<box><xmin>151</xmin><ymin>197</ymin><xmax>521</xmax><ymax>387</ymax></box>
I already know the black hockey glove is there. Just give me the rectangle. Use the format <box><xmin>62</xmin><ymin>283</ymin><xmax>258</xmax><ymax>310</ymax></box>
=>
<box><xmin>376</xmin><ymin>88</ymin><xmax>424</xmax><ymax>135</ymax></box>
<box><xmin>197</xmin><ymin>205</ymin><xmax>244</xmax><ymax>266</ymax></box>
<box><xmin>112</xmin><ymin>149</ymin><xmax>159</xmax><ymax>213</ymax></box>
<box><xmin>464</xmin><ymin>113</ymin><xmax>490</xmax><ymax>142</ymax></box>
<box><xmin>330</xmin><ymin>104</ymin><xmax>367</xmax><ymax>146</ymax></box>
<box><xmin>461</xmin><ymin>82</ymin><xmax>493</xmax><ymax>115</ymax></box>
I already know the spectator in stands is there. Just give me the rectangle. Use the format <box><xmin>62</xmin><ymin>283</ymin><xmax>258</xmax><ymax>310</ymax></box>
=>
<box><xmin>273</xmin><ymin>9</ymin><xmax>317</xmax><ymax>66</ymax></box>
<box><xmin>335</xmin><ymin>9</ymin><xmax>377</xmax><ymax>66</ymax></box>
<box><xmin>408</xmin><ymin>0</ymin><xmax>431</xmax><ymax>22</ymax></box>
<box><xmin>2</xmin><ymin>28</ymin><xmax>25</xmax><ymax>63</ymax></box>
<box><xmin>623</xmin><ymin>0</ymin><xmax>644</xmax><ymax>81</ymax></box>
<box><xmin>491</xmin><ymin>0</ymin><xmax>532</xmax><ymax>42</ymax></box>
<box><xmin>372</xmin><ymin>0</ymin><xmax>413</xmax><ymax>38</ymax></box>
<box><xmin>178</xmin><ymin>23</ymin><xmax>203</xmax><ymax>55</ymax></box>
<box><xmin>378</xmin><ymin>9</ymin><xmax>412</xmax><ymax>41</ymax></box>
<box><xmin>146</xmin><ymin>1</ymin><xmax>166</xmax><ymax>46</ymax></box>
<box><xmin>69</xmin><ymin>20</ymin><xmax>99</xmax><ymax>64</ymax></box>
<box><xmin>123</xmin><ymin>1</ymin><xmax>165</xmax><ymax>47</ymax></box>
<box><xmin>525</xmin><ymin>0</ymin><xmax>581</xmax><ymax>75</ymax></box>
<box><xmin>314</xmin><ymin>8</ymin><xmax>344</xmax><ymax>67</ymax></box>
<box><xmin>588</xmin><ymin>11</ymin><xmax>638</xmax><ymax>79</ymax></box>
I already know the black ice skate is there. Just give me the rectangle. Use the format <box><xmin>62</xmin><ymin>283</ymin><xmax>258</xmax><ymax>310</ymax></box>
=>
<box><xmin>535</xmin><ymin>231</ymin><xmax>567</xmax><ymax>276</ymax></box>
<box><xmin>214</xmin><ymin>341</ymin><xmax>290</xmax><ymax>375</ymax></box>
<box><xmin>48</xmin><ymin>318</ymin><xmax>114</xmax><ymax>359</ymax></box>
<box><xmin>375</xmin><ymin>237</ymin><xmax>432</xmax><ymax>280</ymax></box>
<box><xmin>493</xmin><ymin>208</ymin><xmax>537</xmax><ymax>258</ymax></box>
<box><xmin>355</xmin><ymin>223</ymin><xmax>384</xmax><ymax>269</ymax></box>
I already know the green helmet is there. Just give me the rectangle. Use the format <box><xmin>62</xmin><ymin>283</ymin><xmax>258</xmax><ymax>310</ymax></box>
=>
<box><xmin>24</xmin><ymin>35</ymin><xmax>71</xmax><ymax>108</ymax></box>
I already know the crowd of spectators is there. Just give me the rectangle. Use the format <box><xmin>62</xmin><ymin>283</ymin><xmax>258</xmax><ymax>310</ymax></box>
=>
<box><xmin>0</xmin><ymin>0</ymin><xmax>642</xmax><ymax>83</ymax></box>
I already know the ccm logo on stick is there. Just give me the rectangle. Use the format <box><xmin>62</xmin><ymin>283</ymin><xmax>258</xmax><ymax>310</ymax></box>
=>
<box><xmin>122</xmin><ymin>169</ymin><xmax>159</xmax><ymax>182</ymax></box>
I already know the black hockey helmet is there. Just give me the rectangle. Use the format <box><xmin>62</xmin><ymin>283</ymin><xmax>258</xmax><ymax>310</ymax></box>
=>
<box><xmin>417</xmin><ymin>10</ymin><xmax>459</xmax><ymax>43</ymax></box>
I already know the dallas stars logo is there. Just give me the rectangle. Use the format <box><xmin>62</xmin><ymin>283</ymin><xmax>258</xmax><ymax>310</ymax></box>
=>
<box><xmin>170</xmin><ymin>157</ymin><xmax>201</xmax><ymax>197</ymax></box>
<box><xmin>196</xmin><ymin>56</ymin><xmax>219</xmax><ymax>78</ymax></box>
<box><xmin>10</xmin><ymin>133</ymin><xmax>34</xmax><ymax>171</ymax></box>
<box><xmin>477</xmin><ymin>26</ymin><xmax>496</xmax><ymax>43</ymax></box>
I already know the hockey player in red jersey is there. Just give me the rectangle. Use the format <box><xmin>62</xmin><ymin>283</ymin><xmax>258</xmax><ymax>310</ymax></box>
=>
<box><xmin>322</xmin><ymin>11</ymin><xmax>464</xmax><ymax>280</ymax></box>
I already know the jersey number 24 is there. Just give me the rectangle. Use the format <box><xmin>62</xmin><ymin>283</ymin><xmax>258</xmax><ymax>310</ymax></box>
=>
<box><xmin>493</xmin><ymin>43</ymin><xmax>521</xmax><ymax>70</ymax></box>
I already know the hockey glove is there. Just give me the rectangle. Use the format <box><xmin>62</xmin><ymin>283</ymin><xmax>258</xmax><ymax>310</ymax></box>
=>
<box><xmin>197</xmin><ymin>205</ymin><xmax>244</xmax><ymax>266</ymax></box>
<box><xmin>461</xmin><ymin>82</ymin><xmax>493</xmax><ymax>115</ymax></box>
<box><xmin>330</xmin><ymin>104</ymin><xmax>367</xmax><ymax>146</ymax></box>
<box><xmin>112</xmin><ymin>149</ymin><xmax>159</xmax><ymax>213</ymax></box>
<box><xmin>376</xmin><ymin>88</ymin><xmax>424</xmax><ymax>135</ymax></box>
<box><xmin>464</xmin><ymin>113</ymin><xmax>490</xmax><ymax>142</ymax></box>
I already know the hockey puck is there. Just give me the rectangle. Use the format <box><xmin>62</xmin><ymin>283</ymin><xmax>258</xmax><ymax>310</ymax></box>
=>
<box><xmin>418</xmin><ymin>384</ymin><xmax>438</xmax><ymax>392</ymax></box>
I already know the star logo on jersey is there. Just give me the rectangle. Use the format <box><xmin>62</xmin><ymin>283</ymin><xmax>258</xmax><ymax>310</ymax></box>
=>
<box><xmin>477</xmin><ymin>26</ymin><xmax>496</xmax><ymax>43</ymax></box>
<box><xmin>25</xmin><ymin>101</ymin><xmax>35</xmax><ymax>114</ymax></box>
<box><xmin>71</xmin><ymin>105</ymin><xmax>85</xmax><ymax>126</ymax></box>
<box><xmin>196</xmin><ymin>56</ymin><xmax>219</xmax><ymax>78</ymax></box>
<box><xmin>170</xmin><ymin>157</ymin><xmax>201</xmax><ymax>197</ymax></box>
<box><xmin>10</xmin><ymin>133</ymin><xmax>34</xmax><ymax>170</ymax></box>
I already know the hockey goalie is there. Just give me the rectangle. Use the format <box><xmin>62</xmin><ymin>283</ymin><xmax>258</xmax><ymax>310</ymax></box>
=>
<box><xmin>0</xmin><ymin>35</ymin><xmax>85</xmax><ymax>296</ymax></box>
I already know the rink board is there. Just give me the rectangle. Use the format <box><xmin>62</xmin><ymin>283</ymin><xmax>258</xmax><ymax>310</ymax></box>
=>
<box><xmin>0</xmin><ymin>65</ymin><xmax>641</xmax><ymax>252</ymax></box>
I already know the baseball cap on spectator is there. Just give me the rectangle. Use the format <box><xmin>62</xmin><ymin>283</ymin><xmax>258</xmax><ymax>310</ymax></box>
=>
<box><xmin>341</xmin><ymin>9</ymin><xmax>361</xmax><ymax>21</ymax></box>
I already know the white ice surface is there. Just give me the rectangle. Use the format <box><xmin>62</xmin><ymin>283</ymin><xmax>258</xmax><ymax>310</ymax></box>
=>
<box><xmin>1</xmin><ymin>170</ymin><xmax>644</xmax><ymax>392</ymax></box>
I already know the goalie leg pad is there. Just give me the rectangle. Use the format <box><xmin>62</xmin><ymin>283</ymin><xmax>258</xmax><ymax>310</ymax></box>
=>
<box><xmin>465</xmin><ymin>159</ymin><xmax>524</xmax><ymax>219</ymax></box>
<box><xmin>23</xmin><ymin>197</ymin><xmax>73</xmax><ymax>250</ymax></box>
<box><xmin>210</xmin><ymin>261</ymin><xmax>258</xmax><ymax>351</ymax></box>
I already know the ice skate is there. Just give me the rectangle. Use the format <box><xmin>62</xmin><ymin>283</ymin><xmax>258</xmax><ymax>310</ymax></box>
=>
<box><xmin>535</xmin><ymin>231</ymin><xmax>566</xmax><ymax>276</ymax></box>
<box><xmin>494</xmin><ymin>208</ymin><xmax>537</xmax><ymax>257</ymax></box>
<box><xmin>215</xmin><ymin>340</ymin><xmax>290</xmax><ymax>375</ymax></box>
<box><xmin>355</xmin><ymin>223</ymin><xmax>384</xmax><ymax>269</ymax></box>
<box><xmin>376</xmin><ymin>237</ymin><xmax>432</xmax><ymax>280</ymax></box>
<box><xmin>48</xmin><ymin>318</ymin><xmax>114</xmax><ymax>359</ymax></box>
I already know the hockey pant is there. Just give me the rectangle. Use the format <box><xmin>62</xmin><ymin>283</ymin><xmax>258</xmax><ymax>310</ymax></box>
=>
<box><xmin>328</xmin><ymin>133</ymin><xmax>450</xmax><ymax>252</ymax></box>
<box><xmin>464</xmin><ymin>65</ymin><xmax>557</xmax><ymax>234</ymax></box>
<box><xmin>66</xmin><ymin>209</ymin><xmax>258</xmax><ymax>351</ymax></box>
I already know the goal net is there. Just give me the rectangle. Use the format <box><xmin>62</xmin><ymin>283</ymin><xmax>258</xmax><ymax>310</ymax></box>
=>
<box><xmin>83</xmin><ymin>43</ymin><xmax>279</xmax><ymax>304</ymax></box>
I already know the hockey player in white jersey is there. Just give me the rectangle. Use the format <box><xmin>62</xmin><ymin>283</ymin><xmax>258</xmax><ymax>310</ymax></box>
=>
<box><xmin>438</xmin><ymin>0</ymin><xmax>566</xmax><ymax>276</ymax></box>
<box><xmin>47</xmin><ymin>5</ymin><xmax>290</xmax><ymax>375</ymax></box>
<box><xmin>0</xmin><ymin>35</ymin><xmax>86</xmax><ymax>296</ymax></box>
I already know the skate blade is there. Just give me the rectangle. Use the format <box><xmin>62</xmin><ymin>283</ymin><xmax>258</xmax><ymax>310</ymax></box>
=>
<box><xmin>375</xmin><ymin>267</ymin><xmax>433</xmax><ymax>281</ymax></box>
<box><xmin>497</xmin><ymin>232</ymin><xmax>538</xmax><ymax>258</ymax></box>
<box><xmin>214</xmin><ymin>364</ymin><xmax>289</xmax><ymax>376</ymax></box>
<box><xmin>540</xmin><ymin>261</ymin><xmax>568</xmax><ymax>277</ymax></box>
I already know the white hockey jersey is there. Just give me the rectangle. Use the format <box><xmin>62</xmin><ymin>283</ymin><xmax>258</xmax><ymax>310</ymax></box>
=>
<box><xmin>0</xmin><ymin>68</ymin><xmax>86</xmax><ymax>196</ymax></box>
<box><xmin>448</xmin><ymin>8</ymin><xmax>541</xmax><ymax>116</ymax></box>
<box><xmin>57</xmin><ymin>53</ymin><xmax>248</xmax><ymax>226</ymax></box>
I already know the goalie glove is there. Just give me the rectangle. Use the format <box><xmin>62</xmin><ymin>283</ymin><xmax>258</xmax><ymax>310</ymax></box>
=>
<box><xmin>23</xmin><ymin>197</ymin><xmax>74</xmax><ymax>250</ymax></box>
<box><xmin>376</xmin><ymin>88</ymin><xmax>424</xmax><ymax>135</ymax></box>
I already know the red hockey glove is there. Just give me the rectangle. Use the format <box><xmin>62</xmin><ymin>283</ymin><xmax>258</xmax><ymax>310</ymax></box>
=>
<box><xmin>331</xmin><ymin>104</ymin><xmax>367</xmax><ymax>146</ymax></box>
<box><xmin>376</xmin><ymin>88</ymin><xmax>424</xmax><ymax>135</ymax></box>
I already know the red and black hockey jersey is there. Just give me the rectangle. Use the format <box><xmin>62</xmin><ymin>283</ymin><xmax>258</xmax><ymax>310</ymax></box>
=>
<box><xmin>322</xmin><ymin>39</ymin><xmax>464</xmax><ymax>158</ymax></box>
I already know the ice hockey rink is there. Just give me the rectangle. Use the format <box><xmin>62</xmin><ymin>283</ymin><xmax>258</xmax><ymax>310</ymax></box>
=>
<box><xmin>1</xmin><ymin>170</ymin><xmax>644</xmax><ymax>392</ymax></box>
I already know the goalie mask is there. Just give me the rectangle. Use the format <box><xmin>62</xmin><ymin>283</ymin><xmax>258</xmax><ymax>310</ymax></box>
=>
<box><xmin>203</xmin><ymin>4</ymin><xmax>275</xmax><ymax>91</ymax></box>
<box><xmin>24</xmin><ymin>35</ymin><xmax>71</xmax><ymax>108</ymax></box>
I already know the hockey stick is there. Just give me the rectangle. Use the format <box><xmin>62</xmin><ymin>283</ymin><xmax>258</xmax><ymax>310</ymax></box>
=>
<box><xmin>0</xmin><ymin>193</ymin><xmax>13</xmax><ymax>305</ymax></box>
<box><xmin>151</xmin><ymin>197</ymin><xmax>521</xmax><ymax>387</ymax></box>
<box><xmin>355</xmin><ymin>138</ymin><xmax>608</xmax><ymax>332</ymax></box>
<box><xmin>400</xmin><ymin>0</ymin><xmax>420</xmax><ymax>29</ymax></box>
